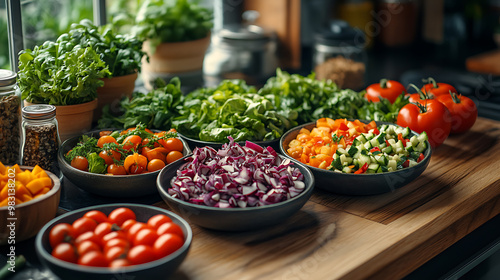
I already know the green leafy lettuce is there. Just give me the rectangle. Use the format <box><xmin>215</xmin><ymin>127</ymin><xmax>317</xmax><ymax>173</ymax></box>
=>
<box><xmin>133</xmin><ymin>0</ymin><xmax>213</xmax><ymax>50</ymax></box>
<box><xmin>18</xmin><ymin>40</ymin><xmax>110</xmax><ymax>106</ymax></box>
<box><xmin>98</xmin><ymin>78</ymin><xmax>184</xmax><ymax>129</ymax></box>
<box><xmin>172</xmin><ymin>79</ymin><xmax>298</xmax><ymax>142</ymax></box>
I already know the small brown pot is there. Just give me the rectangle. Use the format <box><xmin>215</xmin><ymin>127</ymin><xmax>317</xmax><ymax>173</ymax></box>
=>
<box><xmin>94</xmin><ymin>72</ymin><xmax>138</xmax><ymax>121</ymax></box>
<box><xmin>141</xmin><ymin>34</ymin><xmax>211</xmax><ymax>90</ymax></box>
<box><xmin>24</xmin><ymin>99</ymin><xmax>98</xmax><ymax>142</ymax></box>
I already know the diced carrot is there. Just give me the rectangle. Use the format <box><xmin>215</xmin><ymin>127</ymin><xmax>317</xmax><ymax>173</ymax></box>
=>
<box><xmin>26</xmin><ymin>177</ymin><xmax>52</xmax><ymax>195</ymax></box>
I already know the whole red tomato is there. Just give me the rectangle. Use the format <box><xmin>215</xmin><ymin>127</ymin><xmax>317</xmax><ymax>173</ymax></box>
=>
<box><xmin>397</xmin><ymin>100</ymin><xmax>452</xmax><ymax>148</ymax></box>
<box><xmin>365</xmin><ymin>79</ymin><xmax>407</xmax><ymax>104</ymax></box>
<box><xmin>421</xmin><ymin>77</ymin><xmax>457</xmax><ymax>97</ymax></box>
<box><xmin>436</xmin><ymin>92</ymin><xmax>477</xmax><ymax>133</ymax></box>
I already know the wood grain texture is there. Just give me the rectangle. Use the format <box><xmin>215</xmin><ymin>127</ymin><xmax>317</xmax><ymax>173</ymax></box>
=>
<box><xmin>157</xmin><ymin>117</ymin><xmax>500</xmax><ymax>280</ymax></box>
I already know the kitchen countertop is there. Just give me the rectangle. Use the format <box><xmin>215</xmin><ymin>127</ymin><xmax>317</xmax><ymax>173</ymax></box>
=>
<box><xmin>2</xmin><ymin>116</ymin><xmax>499</xmax><ymax>279</ymax></box>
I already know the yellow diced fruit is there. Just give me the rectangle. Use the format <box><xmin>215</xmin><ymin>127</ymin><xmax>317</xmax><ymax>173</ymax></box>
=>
<box><xmin>35</xmin><ymin>170</ymin><xmax>49</xmax><ymax>179</ymax></box>
<box><xmin>15</xmin><ymin>198</ymin><xmax>23</xmax><ymax>205</ymax></box>
<box><xmin>31</xmin><ymin>165</ymin><xmax>44</xmax><ymax>175</ymax></box>
<box><xmin>15</xmin><ymin>183</ymin><xmax>31</xmax><ymax>199</ymax></box>
<box><xmin>0</xmin><ymin>198</ymin><xmax>8</xmax><ymax>207</ymax></box>
<box><xmin>21</xmin><ymin>194</ymin><xmax>33</xmax><ymax>203</ymax></box>
<box><xmin>10</xmin><ymin>164</ymin><xmax>22</xmax><ymax>174</ymax></box>
<box><xmin>0</xmin><ymin>185</ymin><xmax>9</xmax><ymax>201</ymax></box>
<box><xmin>26</xmin><ymin>177</ymin><xmax>52</xmax><ymax>195</ymax></box>
<box><xmin>36</xmin><ymin>187</ymin><xmax>51</xmax><ymax>197</ymax></box>
<box><xmin>298</xmin><ymin>128</ymin><xmax>310</xmax><ymax>135</ymax></box>
<box><xmin>320</xmin><ymin>146</ymin><xmax>333</xmax><ymax>156</ymax></box>
<box><xmin>16</xmin><ymin>170</ymin><xmax>34</xmax><ymax>186</ymax></box>
<box><xmin>0</xmin><ymin>162</ymin><xmax>6</xmax><ymax>175</ymax></box>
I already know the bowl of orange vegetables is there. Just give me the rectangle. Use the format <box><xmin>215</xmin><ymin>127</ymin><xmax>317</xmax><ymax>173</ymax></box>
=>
<box><xmin>58</xmin><ymin>125</ymin><xmax>191</xmax><ymax>197</ymax></box>
<box><xmin>0</xmin><ymin>163</ymin><xmax>61</xmax><ymax>244</ymax></box>
<box><xmin>280</xmin><ymin>118</ymin><xmax>432</xmax><ymax>195</ymax></box>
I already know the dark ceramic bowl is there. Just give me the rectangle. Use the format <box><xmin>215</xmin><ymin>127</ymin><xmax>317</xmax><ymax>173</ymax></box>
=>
<box><xmin>178</xmin><ymin>133</ymin><xmax>281</xmax><ymax>154</ymax></box>
<box><xmin>280</xmin><ymin>122</ymin><xmax>432</xmax><ymax>195</ymax></box>
<box><xmin>35</xmin><ymin>203</ymin><xmax>192</xmax><ymax>280</ymax></box>
<box><xmin>157</xmin><ymin>155</ymin><xmax>315</xmax><ymax>231</ymax></box>
<box><xmin>58</xmin><ymin>129</ymin><xmax>191</xmax><ymax>197</ymax></box>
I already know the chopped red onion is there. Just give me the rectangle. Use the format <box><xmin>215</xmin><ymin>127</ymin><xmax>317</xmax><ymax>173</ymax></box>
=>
<box><xmin>169</xmin><ymin>137</ymin><xmax>306</xmax><ymax>208</ymax></box>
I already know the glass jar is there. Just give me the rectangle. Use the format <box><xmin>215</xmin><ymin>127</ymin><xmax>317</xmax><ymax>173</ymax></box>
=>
<box><xmin>21</xmin><ymin>105</ymin><xmax>60</xmax><ymax>173</ymax></box>
<box><xmin>0</xmin><ymin>70</ymin><xmax>22</xmax><ymax>165</ymax></box>
<box><xmin>378</xmin><ymin>0</ymin><xmax>418</xmax><ymax>47</ymax></box>
<box><xmin>313</xmin><ymin>20</ymin><xmax>367</xmax><ymax>90</ymax></box>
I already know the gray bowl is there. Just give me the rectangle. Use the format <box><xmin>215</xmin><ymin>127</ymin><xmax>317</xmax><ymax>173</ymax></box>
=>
<box><xmin>178</xmin><ymin>133</ymin><xmax>280</xmax><ymax>154</ymax></box>
<box><xmin>280</xmin><ymin>122</ymin><xmax>432</xmax><ymax>195</ymax></box>
<box><xmin>58</xmin><ymin>129</ymin><xmax>192</xmax><ymax>197</ymax></box>
<box><xmin>35</xmin><ymin>203</ymin><xmax>192</xmax><ymax>280</ymax></box>
<box><xmin>157</xmin><ymin>155</ymin><xmax>315</xmax><ymax>231</ymax></box>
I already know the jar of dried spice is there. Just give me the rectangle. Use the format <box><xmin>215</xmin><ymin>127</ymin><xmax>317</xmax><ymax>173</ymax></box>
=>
<box><xmin>0</xmin><ymin>70</ymin><xmax>21</xmax><ymax>165</ymax></box>
<box><xmin>21</xmin><ymin>105</ymin><xmax>60</xmax><ymax>173</ymax></box>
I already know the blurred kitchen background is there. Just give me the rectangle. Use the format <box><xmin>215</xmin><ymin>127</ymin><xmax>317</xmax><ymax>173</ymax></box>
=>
<box><xmin>2</xmin><ymin>0</ymin><xmax>500</xmax><ymax>120</ymax></box>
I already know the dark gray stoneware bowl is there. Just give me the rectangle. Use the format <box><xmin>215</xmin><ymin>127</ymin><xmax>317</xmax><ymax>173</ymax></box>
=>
<box><xmin>280</xmin><ymin>122</ymin><xmax>432</xmax><ymax>196</ymax></box>
<box><xmin>157</xmin><ymin>155</ymin><xmax>315</xmax><ymax>231</ymax></box>
<box><xmin>35</xmin><ymin>203</ymin><xmax>192</xmax><ymax>280</ymax></box>
<box><xmin>58</xmin><ymin>129</ymin><xmax>191</xmax><ymax>197</ymax></box>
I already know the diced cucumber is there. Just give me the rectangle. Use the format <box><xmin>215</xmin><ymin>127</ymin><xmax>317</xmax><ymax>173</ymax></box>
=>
<box><xmin>417</xmin><ymin>131</ymin><xmax>428</xmax><ymax>142</ymax></box>
<box><xmin>342</xmin><ymin>166</ymin><xmax>352</xmax><ymax>173</ymax></box>
<box><xmin>376</xmin><ymin>132</ymin><xmax>386</xmax><ymax>144</ymax></box>
<box><xmin>332</xmin><ymin>157</ymin><xmax>342</xmax><ymax>170</ymax></box>
<box><xmin>368</xmin><ymin>163</ymin><xmax>379</xmax><ymax>171</ymax></box>
<box><xmin>340</xmin><ymin>154</ymin><xmax>349</xmax><ymax>166</ymax></box>
<box><xmin>348</xmin><ymin>145</ymin><xmax>358</xmax><ymax>156</ymax></box>
<box><xmin>356</xmin><ymin>134</ymin><xmax>367</xmax><ymax>143</ymax></box>
<box><xmin>370</xmin><ymin>137</ymin><xmax>380</xmax><ymax>147</ymax></box>
<box><xmin>388</xmin><ymin>159</ymin><xmax>397</xmax><ymax>171</ymax></box>
<box><xmin>401</xmin><ymin>127</ymin><xmax>411</xmax><ymax>137</ymax></box>
<box><xmin>382</xmin><ymin>146</ymin><xmax>392</xmax><ymax>154</ymax></box>
<box><xmin>375</xmin><ymin>154</ymin><xmax>388</xmax><ymax>165</ymax></box>
<box><xmin>410</xmin><ymin>135</ymin><xmax>419</xmax><ymax>146</ymax></box>
<box><xmin>415</xmin><ymin>142</ymin><xmax>427</xmax><ymax>153</ymax></box>
<box><xmin>388</xmin><ymin>139</ymin><xmax>396</xmax><ymax>145</ymax></box>
<box><xmin>336</xmin><ymin>147</ymin><xmax>346</xmax><ymax>155</ymax></box>
<box><xmin>364</xmin><ymin>141</ymin><xmax>372</xmax><ymax>149</ymax></box>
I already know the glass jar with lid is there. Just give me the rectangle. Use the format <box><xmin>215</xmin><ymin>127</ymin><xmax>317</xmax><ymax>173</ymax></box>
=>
<box><xmin>313</xmin><ymin>20</ymin><xmax>367</xmax><ymax>90</ymax></box>
<box><xmin>0</xmin><ymin>69</ymin><xmax>22</xmax><ymax>165</ymax></box>
<box><xmin>21</xmin><ymin>105</ymin><xmax>60</xmax><ymax>173</ymax></box>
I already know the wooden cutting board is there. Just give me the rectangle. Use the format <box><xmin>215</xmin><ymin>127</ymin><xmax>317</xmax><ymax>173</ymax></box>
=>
<box><xmin>159</xmin><ymin>117</ymin><xmax>500</xmax><ymax>280</ymax></box>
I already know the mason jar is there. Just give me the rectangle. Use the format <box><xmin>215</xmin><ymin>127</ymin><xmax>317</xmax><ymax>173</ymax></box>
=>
<box><xmin>21</xmin><ymin>104</ymin><xmax>61</xmax><ymax>173</ymax></box>
<box><xmin>0</xmin><ymin>70</ymin><xmax>22</xmax><ymax>165</ymax></box>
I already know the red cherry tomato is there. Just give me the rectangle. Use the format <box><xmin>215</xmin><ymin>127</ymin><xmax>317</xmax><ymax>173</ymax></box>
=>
<box><xmin>108</xmin><ymin>207</ymin><xmax>137</xmax><ymax>227</ymax></box>
<box><xmin>49</xmin><ymin>223</ymin><xmax>76</xmax><ymax>248</ymax></box>
<box><xmin>436</xmin><ymin>92</ymin><xmax>477</xmax><ymax>134</ymax></box>
<box><xmin>71</xmin><ymin>156</ymin><xmax>89</xmax><ymax>171</ymax></box>
<box><xmin>153</xmin><ymin>233</ymin><xmax>184</xmax><ymax>259</ymax></box>
<box><xmin>78</xmin><ymin>251</ymin><xmax>108</xmax><ymax>267</ymax></box>
<box><xmin>72</xmin><ymin>217</ymin><xmax>98</xmax><ymax>237</ymax></box>
<box><xmin>127</xmin><ymin>245</ymin><xmax>157</xmax><ymax>265</ymax></box>
<box><xmin>109</xmin><ymin>258</ymin><xmax>131</xmax><ymax>268</ymax></box>
<box><xmin>94</xmin><ymin>222</ymin><xmax>113</xmax><ymax>243</ymax></box>
<box><xmin>102</xmin><ymin>231</ymin><xmax>128</xmax><ymax>244</ymax></box>
<box><xmin>421</xmin><ymin>77</ymin><xmax>457</xmax><ymax>97</ymax></box>
<box><xmin>127</xmin><ymin>222</ymin><xmax>151</xmax><ymax>242</ymax></box>
<box><xmin>76</xmin><ymin>240</ymin><xmax>101</xmax><ymax>256</ymax></box>
<box><xmin>397</xmin><ymin>99</ymin><xmax>452</xmax><ymax>148</ymax></box>
<box><xmin>74</xmin><ymin>231</ymin><xmax>101</xmax><ymax>246</ymax></box>
<box><xmin>83</xmin><ymin>210</ymin><xmax>109</xmax><ymax>224</ymax></box>
<box><xmin>156</xmin><ymin>222</ymin><xmax>184</xmax><ymax>239</ymax></box>
<box><xmin>105</xmin><ymin>246</ymin><xmax>128</xmax><ymax>263</ymax></box>
<box><xmin>122</xmin><ymin>135</ymin><xmax>142</xmax><ymax>151</ymax></box>
<box><xmin>51</xmin><ymin>243</ymin><xmax>78</xmax><ymax>263</ymax></box>
<box><xmin>121</xmin><ymin>219</ymin><xmax>137</xmax><ymax>233</ymax></box>
<box><xmin>133</xmin><ymin>228</ymin><xmax>159</xmax><ymax>247</ymax></box>
<box><xmin>147</xmin><ymin>214</ymin><xmax>172</xmax><ymax>230</ymax></box>
<box><xmin>103</xmin><ymin>238</ymin><xmax>130</xmax><ymax>254</ymax></box>
<box><xmin>97</xmin><ymin>135</ymin><xmax>118</xmax><ymax>148</ymax></box>
<box><xmin>365</xmin><ymin>79</ymin><xmax>407</xmax><ymax>104</ymax></box>
<box><xmin>107</xmin><ymin>164</ymin><xmax>127</xmax><ymax>175</ymax></box>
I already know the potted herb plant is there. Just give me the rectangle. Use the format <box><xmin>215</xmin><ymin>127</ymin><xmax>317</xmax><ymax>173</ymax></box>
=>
<box><xmin>18</xmin><ymin>37</ymin><xmax>110</xmax><ymax>141</ymax></box>
<box><xmin>133</xmin><ymin>0</ymin><xmax>213</xmax><ymax>90</ymax></box>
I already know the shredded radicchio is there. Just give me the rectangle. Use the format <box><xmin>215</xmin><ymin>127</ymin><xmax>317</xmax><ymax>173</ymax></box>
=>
<box><xmin>169</xmin><ymin>137</ymin><xmax>306</xmax><ymax>208</ymax></box>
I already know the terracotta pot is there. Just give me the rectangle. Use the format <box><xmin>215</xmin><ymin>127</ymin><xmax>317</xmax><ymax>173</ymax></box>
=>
<box><xmin>24</xmin><ymin>99</ymin><xmax>98</xmax><ymax>142</ymax></box>
<box><xmin>141</xmin><ymin>34</ymin><xmax>211</xmax><ymax>90</ymax></box>
<box><xmin>94</xmin><ymin>72</ymin><xmax>138</xmax><ymax>121</ymax></box>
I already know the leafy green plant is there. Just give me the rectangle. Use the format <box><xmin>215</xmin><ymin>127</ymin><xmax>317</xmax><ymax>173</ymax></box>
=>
<box><xmin>18</xmin><ymin>40</ymin><xmax>111</xmax><ymax>106</ymax></box>
<box><xmin>132</xmin><ymin>0</ymin><xmax>213</xmax><ymax>50</ymax></box>
<box><xmin>65</xmin><ymin>19</ymin><xmax>145</xmax><ymax>77</ymax></box>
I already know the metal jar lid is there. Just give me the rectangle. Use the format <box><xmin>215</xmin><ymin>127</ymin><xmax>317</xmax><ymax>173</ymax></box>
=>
<box><xmin>314</xmin><ymin>20</ymin><xmax>365</xmax><ymax>47</ymax></box>
<box><xmin>22</xmin><ymin>104</ymin><xmax>57</xmax><ymax>120</ymax></box>
<box><xmin>0</xmin><ymin>69</ymin><xmax>17</xmax><ymax>87</ymax></box>
<box><xmin>215</xmin><ymin>23</ymin><xmax>275</xmax><ymax>50</ymax></box>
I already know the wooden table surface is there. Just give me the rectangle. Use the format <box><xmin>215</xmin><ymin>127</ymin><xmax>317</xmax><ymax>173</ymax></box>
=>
<box><xmin>153</xmin><ymin>117</ymin><xmax>500</xmax><ymax>280</ymax></box>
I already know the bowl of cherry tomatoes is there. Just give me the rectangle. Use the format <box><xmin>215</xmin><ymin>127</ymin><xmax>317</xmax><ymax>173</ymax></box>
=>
<box><xmin>35</xmin><ymin>204</ymin><xmax>192</xmax><ymax>280</ymax></box>
<box><xmin>57</xmin><ymin>125</ymin><xmax>191</xmax><ymax>197</ymax></box>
